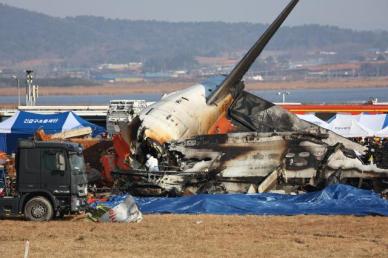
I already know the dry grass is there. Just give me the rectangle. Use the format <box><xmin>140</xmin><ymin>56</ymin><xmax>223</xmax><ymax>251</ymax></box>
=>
<box><xmin>0</xmin><ymin>215</ymin><xmax>387</xmax><ymax>258</ymax></box>
<box><xmin>246</xmin><ymin>77</ymin><xmax>388</xmax><ymax>91</ymax></box>
<box><xmin>0</xmin><ymin>81</ymin><xmax>192</xmax><ymax>97</ymax></box>
<box><xmin>0</xmin><ymin>77</ymin><xmax>388</xmax><ymax>97</ymax></box>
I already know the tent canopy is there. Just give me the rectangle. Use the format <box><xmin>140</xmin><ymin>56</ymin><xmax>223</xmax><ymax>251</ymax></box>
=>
<box><xmin>297</xmin><ymin>114</ymin><xmax>330</xmax><ymax>129</ymax></box>
<box><xmin>327</xmin><ymin>114</ymin><xmax>388</xmax><ymax>138</ymax></box>
<box><xmin>376</xmin><ymin>126</ymin><xmax>388</xmax><ymax>138</ymax></box>
<box><xmin>328</xmin><ymin>116</ymin><xmax>373</xmax><ymax>138</ymax></box>
<box><xmin>0</xmin><ymin>111</ymin><xmax>105</xmax><ymax>153</ymax></box>
<box><xmin>358</xmin><ymin>114</ymin><xmax>388</xmax><ymax>132</ymax></box>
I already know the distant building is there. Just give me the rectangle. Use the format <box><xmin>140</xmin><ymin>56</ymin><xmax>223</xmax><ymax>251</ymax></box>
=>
<box><xmin>248</xmin><ymin>75</ymin><xmax>264</xmax><ymax>81</ymax></box>
<box><xmin>172</xmin><ymin>70</ymin><xmax>188</xmax><ymax>78</ymax></box>
<box><xmin>98</xmin><ymin>63</ymin><xmax>143</xmax><ymax>72</ymax></box>
<box><xmin>305</xmin><ymin>63</ymin><xmax>360</xmax><ymax>79</ymax></box>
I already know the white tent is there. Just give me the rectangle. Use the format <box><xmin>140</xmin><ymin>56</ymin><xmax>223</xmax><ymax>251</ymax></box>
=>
<box><xmin>328</xmin><ymin>114</ymin><xmax>388</xmax><ymax>138</ymax></box>
<box><xmin>327</xmin><ymin>114</ymin><xmax>360</xmax><ymax>124</ymax></box>
<box><xmin>297</xmin><ymin>114</ymin><xmax>330</xmax><ymax>129</ymax></box>
<box><xmin>375</xmin><ymin>126</ymin><xmax>388</xmax><ymax>138</ymax></box>
<box><xmin>358</xmin><ymin>114</ymin><xmax>388</xmax><ymax>132</ymax></box>
<box><xmin>328</xmin><ymin>118</ymin><xmax>373</xmax><ymax>138</ymax></box>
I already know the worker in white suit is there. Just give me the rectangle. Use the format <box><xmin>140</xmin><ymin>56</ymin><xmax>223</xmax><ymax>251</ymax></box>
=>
<box><xmin>145</xmin><ymin>154</ymin><xmax>159</xmax><ymax>172</ymax></box>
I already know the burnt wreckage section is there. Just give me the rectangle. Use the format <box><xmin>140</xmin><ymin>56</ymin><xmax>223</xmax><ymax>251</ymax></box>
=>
<box><xmin>114</xmin><ymin>92</ymin><xmax>388</xmax><ymax>196</ymax></box>
<box><xmin>112</xmin><ymin>0</ymin><xmax>388</xmax><ymax>196</ymax></box>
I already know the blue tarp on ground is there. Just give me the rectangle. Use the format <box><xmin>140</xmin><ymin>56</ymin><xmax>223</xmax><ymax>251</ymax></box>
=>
<box><xmin>0</xmin><ymin>111</ymin><xmax>105</xmax><ymax>153</ymax></box>
<box><xmin>133</xmin><ymin>185</ymin><xmax>388</xmax><ymax>216</ymax></box>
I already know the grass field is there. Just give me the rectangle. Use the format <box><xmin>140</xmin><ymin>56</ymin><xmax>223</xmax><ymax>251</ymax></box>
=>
<box><xmin>1</xmin><ymin>215</ymin><xmax>387</xmax><ymax>258</ymax></box>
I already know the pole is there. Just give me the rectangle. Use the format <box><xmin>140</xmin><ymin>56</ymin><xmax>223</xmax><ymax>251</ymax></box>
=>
<box><xmin>17</xmin><ymin>78</ymin><xmax>20</xmax><ymax>106</ymax></box>
<box><xmin>12</xmin><ymin>75</ymin><xmax>21</xmax><ymax>106</ymax></box>
<box><xmin>278</xmin><ymin>91</ymin><xmax>290</xmax><ymax>104</ymax></box>
<box><xmin>24</xmin><ymin>240</ymin><xmax>30</xmax><ymax>258</ymax></box>
<box><xmin>26</xmin><ymin>70</ymin><xmax>33</xmax><ymax>106</ymax></box>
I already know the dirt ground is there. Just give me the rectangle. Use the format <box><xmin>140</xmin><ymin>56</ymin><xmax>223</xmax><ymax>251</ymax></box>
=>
<box><xmin>0</xmin><ymin>215</ymin><xmax>387</xmax><ymax>258</ymax></box>
<box><xmin>1</xmin><ymin>77</ymin><xmax>388</xmax><ymax>98</ymax></box>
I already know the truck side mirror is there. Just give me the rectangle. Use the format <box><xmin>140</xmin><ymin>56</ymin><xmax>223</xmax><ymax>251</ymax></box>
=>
<box><xmin>56</xmin><ymin>153</ymin><xmax>66</xmax><ymax>172</ymax></box>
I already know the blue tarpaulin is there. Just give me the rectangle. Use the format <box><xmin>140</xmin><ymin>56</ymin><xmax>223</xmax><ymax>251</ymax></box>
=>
<box><xmin>135</xmin><ymin>185</ymin><xmax>388</xmax><ymax>216</ymax></box>
<box><xmin>90</xmin><ymin>185</ymin><xmax>388</xmax><ymax>216</ymax></box>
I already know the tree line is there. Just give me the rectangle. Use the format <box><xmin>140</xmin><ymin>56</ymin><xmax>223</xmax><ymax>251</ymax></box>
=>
<box><xmin>0</xmin><ymin>3</ymin><xmax>387</xmax><ymax>70</ymax></box>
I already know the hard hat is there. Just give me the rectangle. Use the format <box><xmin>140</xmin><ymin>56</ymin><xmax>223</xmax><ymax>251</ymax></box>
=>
<box><xmin>146</xmin><ymin>154</ymin><xmax>151</xmax><ymax>159</ymax></box>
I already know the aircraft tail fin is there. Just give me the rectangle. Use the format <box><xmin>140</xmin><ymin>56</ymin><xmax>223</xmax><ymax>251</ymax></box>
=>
<box><xmin>207</xmin><ymin>0</ymin><xmax>299</xmax><ymax>104</ymax></box>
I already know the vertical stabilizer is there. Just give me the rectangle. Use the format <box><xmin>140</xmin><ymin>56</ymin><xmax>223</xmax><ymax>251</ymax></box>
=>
<box><xmin>207</xmin><ymin>0</ymin><xmax>299</xmax><ymax>104</ymax></box>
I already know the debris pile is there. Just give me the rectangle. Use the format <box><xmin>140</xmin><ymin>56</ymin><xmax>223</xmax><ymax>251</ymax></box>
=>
<box><xmin>87</xmin><ymin>195</ymin><xmax>142</xmax><ymax>223</ymax></box>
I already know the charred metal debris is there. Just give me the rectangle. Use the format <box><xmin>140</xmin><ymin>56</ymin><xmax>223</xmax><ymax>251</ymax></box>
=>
<box><xmin>113</xmin><ymin>91</ymin><xmax>388</xmax><ymax>196</ymax></box>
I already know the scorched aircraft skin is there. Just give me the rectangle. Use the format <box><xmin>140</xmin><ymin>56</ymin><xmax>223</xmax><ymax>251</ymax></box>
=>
<box><xmin>116</xmin><ymin>0</ymin><xmax>388</xmax><ymax>196</ymax></box>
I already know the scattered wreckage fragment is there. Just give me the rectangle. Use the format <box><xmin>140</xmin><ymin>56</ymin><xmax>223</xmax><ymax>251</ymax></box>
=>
<box><xmin>87</xmin><ymin>195</ymin><xmax>142</xmax><ymax>223</ymax></box>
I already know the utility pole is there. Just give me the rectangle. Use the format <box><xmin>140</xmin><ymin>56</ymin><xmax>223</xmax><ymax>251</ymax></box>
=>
<box><xmin>26</xmin><ymin>70</ymin><xmax>32</xmax><ymax>106</ymax></box>
<box><xmin>278</xmin><ymin>90</ymin><xmax>290</xmax><ymax>103</ymax></box>
<box><xmin>12</xmin><ymin>75</ymin><xmax>20</xmax><ymax>106</ymax></box>
<box><xmin>25</xmin><ymin>70</ymin><xmax>38</xmax><ymax>106</ymax></box>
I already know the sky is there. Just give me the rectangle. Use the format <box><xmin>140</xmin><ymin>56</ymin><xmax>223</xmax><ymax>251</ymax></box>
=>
<box><xmin>1</xmin><ymin>0</ymin><xmax>388</xmax><ymax>31</ymax></box>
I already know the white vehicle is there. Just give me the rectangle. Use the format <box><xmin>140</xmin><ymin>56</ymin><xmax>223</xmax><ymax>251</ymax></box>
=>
<box><xmin>106</xmin><ymin>100</ymin><xmax>149</xmax><ymax>135</ymax></box>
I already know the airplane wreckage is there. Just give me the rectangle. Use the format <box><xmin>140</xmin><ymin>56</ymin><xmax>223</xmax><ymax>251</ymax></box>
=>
<box><xmin>113</xmin><ymin>0</ymin><xmax>388</xmax><ymax>196</ymax></box>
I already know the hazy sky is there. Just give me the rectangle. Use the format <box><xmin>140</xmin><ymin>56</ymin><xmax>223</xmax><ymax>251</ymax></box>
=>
<box><xmin>1</xmin><ymin>0</ymin><xmax>388</xmax><ymax>30</ymax></box>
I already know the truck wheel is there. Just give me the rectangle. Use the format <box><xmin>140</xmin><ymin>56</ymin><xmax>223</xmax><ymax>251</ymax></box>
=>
<box><xmin>24</xmin><ymin>197</ymin><xmax>54</xmax><ymax>221</ymax></box>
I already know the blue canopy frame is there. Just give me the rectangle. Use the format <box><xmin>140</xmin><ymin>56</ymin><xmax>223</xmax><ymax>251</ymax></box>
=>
<box><xmin>0</xmin><ymin>111</ymin><xmax>105</xmax><ymax>153</ymax></box>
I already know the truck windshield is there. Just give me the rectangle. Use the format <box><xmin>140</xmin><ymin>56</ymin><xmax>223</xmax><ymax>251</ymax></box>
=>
<box><xmin>69</xmin><ymin>153</ymin><xmax>85</xmax><ymax>174</ymax></box>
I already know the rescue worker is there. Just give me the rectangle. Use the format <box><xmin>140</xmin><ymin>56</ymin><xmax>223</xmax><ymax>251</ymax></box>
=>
<box><xmin>369</xmin><ymin>152</ymin><xmax>374</xmax><ymax>165</ymax></box>
<box><xmin>145</xmin><ymin>154</ymin><xmax>159</xmax><ymax>172</ymax></box>
<box><xmin>382</xmin><ymin>138</ymin><xmax>388</xmax><ymax>168</ymax></box>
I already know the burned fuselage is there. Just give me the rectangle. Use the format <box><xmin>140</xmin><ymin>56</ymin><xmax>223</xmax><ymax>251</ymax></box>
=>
<box><xmin>115</xmin><ymin>131</ymin><xmax>388</xmax><ymax>196</ymax></box>
<box><xmin>127</xmin><ymin>76</ymin><xmax>234</xmax><ymax>160</ymax></box>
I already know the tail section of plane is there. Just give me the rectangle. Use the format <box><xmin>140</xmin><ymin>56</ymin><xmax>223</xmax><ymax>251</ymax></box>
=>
<box><xmin>206</xmin><ymin>0</ymin><xmax>299</xmax><ymax>105</ymax></box>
